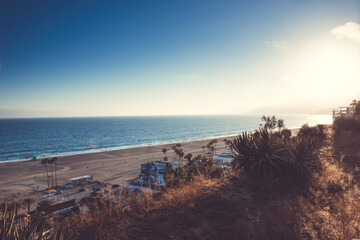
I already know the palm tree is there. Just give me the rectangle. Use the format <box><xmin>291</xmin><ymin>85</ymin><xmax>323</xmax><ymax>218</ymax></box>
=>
<box><xmin>48</xmin><ymin>158</ymin><xmax>55</xmax><ymax>188</ymax></box>
<box><xmin>223</xmin><ymin>139</ymin><xmax>228</xmax><ymax>152</ymax></box>
<box><xmin>184</xmin><ymin>153</ymin><xmax>192</xmax><ymax>162</ymax></box>
<box><xmin>52</xmin><ymin>157</ymin><xmax>58</xmax><ymax>186</ymax></box>
<box><xmin>176</xmin><ymin>143</ymin><xmax>181</xmax><ymax>148</ymax></box>
<box><xmin>213</xmin><ymin>139</ymin><xmax>218</xmax><ymax>155</ymax></box>
<box><xmin>206</xmin><ymin>143</ymin><xmax>212</xmax><ymax>154</ymax></box>
<box><xmin>350</xmin><ymin>99</ymin><xmax>357</xmax><ymax>107</ymax></box>
<box><xmin>41</xmin><ymin>159</ymin><xmax>50</xmax><ymax>189</ymax></box>
<box><xmin>22</xmin><ymin>198</ymin><xmax>34</xmax><ymax>213</ymax></box>
<box><xmin>209</xmin><ymin>145</ymin><xmax>215</xmax><ymax>155</ymax></box>
<box><xmin>162</xmin><ymin>148</ymin><xmax>167</xmax><ymax>160</ymax></box>
<box><xmin>172</xmin><ymin>146</ymin><xmax>177</xmax><ymax>160</ymax></box>
<box><xmin>178</xmin><ymin>148</ymin><xmax>184</xmax><ymax>163</ymax></box>
<box><xmin>226</xmin><ymin>139</ymin><xmax>234</xmax><ymax>153</ymax></box>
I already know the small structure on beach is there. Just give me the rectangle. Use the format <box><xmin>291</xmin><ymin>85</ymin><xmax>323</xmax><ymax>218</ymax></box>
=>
<box><xmin>213</xmin><ymin>153</ymin><xmax>234</xmax><ymax>166</ymax></box>
<box><xmin>137</xmin><ymin>161</ymin><xmax>181</xmax><ymax>187</ymax></box>
<box><xmin>68</xmin><ymin>175</ymin><xmax>93</xmax><ymax>186</ymax></box>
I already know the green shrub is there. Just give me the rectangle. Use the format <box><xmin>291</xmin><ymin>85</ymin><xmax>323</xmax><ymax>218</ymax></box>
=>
<box><xmin>355</xmin><ymin>103</ymin><xmax>360</xmax><ymax>118</ymax></box>
<box><xmin>273</xmin><ymin>128</ymin><xmax>292</xmax><ymax>141</ymax></box>
<box><xmin>333</xmin><ymin>116</ymin><xmax>360</xmax><ymax>133</ymax></box>
<box><xmin>165</xmin><ymin>155</ymin><xmax>223</xmax><ymax>187</ymax></box>
<box><xmin>231</xmin><ymin>129</ymin><xmax>289</xmax><ymax>182</ymax></box>
<box><xmin>164</xmin><ymin>165</ymin><xmax>187</xmax><ymax>187</ymax></box>
<box><xmin>281</xmin><ymin>129</ymin><xmax>292</xmax><ymax>140</ymax></box>
<box><xmin>260</xmin><ymin>115</ymin><xmax>285</xmax><ymax>131</ymax></box>
<box><xmin>298</xmin><ymin>124</ymin><xmax>326</xmax><ymax>143</ymax></box>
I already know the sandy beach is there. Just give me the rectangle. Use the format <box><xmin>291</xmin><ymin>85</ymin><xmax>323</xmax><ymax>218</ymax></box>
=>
<box><xmin>0</xmin><ymin>128</ymin><xmax>300</xmax><ymax>205</ymax></box>
<box><xmin>0</xmin><ymin>135</ymin><xmax>237</xmax><ymax>201</ymax></box>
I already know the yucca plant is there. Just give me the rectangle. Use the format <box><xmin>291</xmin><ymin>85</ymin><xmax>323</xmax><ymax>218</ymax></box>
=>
<box><xmin>288</xmin><ymin>137</ymin><xmax>318</xmax><ymax>182</ymax></box>
<box><xmin>231</xmin><ymin>132</ymin><xmax>254</xmax><ymax>171</ymax></box>
<box><xmin>232</xmin><ymin>129</ymin><xmax>289</xmax><ymax>182</ymax></box>
<box><xmin>0</xmin><ymin>200</ymin><xmax>64</xmax><ymax>240</ymax></box>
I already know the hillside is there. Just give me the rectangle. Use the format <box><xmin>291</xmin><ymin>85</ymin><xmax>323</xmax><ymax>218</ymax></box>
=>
<box><xmin>63</xmin><ymin>125</ymin><xmax>360</xmax><ymax>239</ymax></box>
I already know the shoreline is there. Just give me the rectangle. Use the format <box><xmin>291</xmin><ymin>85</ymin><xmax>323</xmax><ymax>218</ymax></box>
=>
<box><xmin>0</xmin><ymin>133</ymin><xmax>239</xmax><ymax>164</ymax></box>
<box><xmin>0</xmin><ymin>127</ymin><xmax>300</xmax><ymax>202</ymax></box>
<box><xmin>0</xmin><ymin>127</ymin><xmax>301</xmax><ymax>164</ymax></box>
<box><xmin>0</xmin><ymin>134</ymin><xmax>240</xmax><ymax>201</ymax></box>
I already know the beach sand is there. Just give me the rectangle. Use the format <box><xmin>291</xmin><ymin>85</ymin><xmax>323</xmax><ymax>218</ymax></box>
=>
<box><xmin>0</xmin><ymin>128</ymin><xmax>299</xmax><ymax>203</ymax></box>
<box><xmin>0</xmin><ymin>135</ymin><xmax>235</xmax><ymax>201</ymax></box>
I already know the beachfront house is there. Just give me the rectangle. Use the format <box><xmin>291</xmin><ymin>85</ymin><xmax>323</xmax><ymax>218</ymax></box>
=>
<box><xmin>68</xmin><ymin>175</ymin><xmax>93</xmax><ymax>186</ymax></box>
<box><xmin>138</xmin><ymin>161</ymin><xmax>181</xmax><ymax>187</ymax></box>
<box><xmin>213</xmin><ymin>153</ymin><xmax>234</xmax><ymax>166</ymax></box>
<box><xmin>332</xmin><ymin>106</ymin><xmax>356</xmax><ymax>119</ymax></box>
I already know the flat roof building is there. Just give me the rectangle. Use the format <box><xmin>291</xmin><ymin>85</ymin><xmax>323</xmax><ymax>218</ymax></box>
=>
<box><xmin>68</xmin><ymin>175</ymin><xmax>93</xmax><ymax>186</ymax></box>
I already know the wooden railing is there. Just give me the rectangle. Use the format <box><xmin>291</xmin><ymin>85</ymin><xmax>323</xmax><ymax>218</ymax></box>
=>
<box><xmin>332</xmin><ymin>107</ymin><xmax>355</xmax><ymax>119</ymax></box>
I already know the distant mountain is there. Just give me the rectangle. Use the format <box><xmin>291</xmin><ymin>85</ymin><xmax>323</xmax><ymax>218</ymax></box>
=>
<box><xmin>313</xmin><ymin>108</ymin><xmax>334</xmax><ymax>115</ymax></box>
<box><xmin>244</xmin><ymin>104</ymin><xmax>334</xmax><ymax>115</ymax></box>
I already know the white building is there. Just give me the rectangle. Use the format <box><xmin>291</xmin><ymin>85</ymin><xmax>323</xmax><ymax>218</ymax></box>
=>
<box><xmin>68</xmin><ymin>175</ymin><xmax>93</xmax><ymax>185</ymax></box>
<box><xmin>213</xmin><ymin>153</ymin><xmax>234</xmax><ymax>166</ymax></box>
<box><xmin>138</xmin><ymin>161</ymin><xmax>181</xmax><ymax>187</ymax></box>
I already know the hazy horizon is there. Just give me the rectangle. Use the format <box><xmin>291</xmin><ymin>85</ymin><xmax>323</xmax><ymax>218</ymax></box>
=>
<box><xmin>1</xmin><ymin>0</ymin><xmax>359</xmax><ymax>118</ymax></box>
<box><xmin>0</xmin><ymin>112</ymin><xmax>334</xmax><ymax>120</ymax></box>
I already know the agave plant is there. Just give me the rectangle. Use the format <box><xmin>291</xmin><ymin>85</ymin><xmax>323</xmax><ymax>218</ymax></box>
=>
<box><xmin>0</xmin><ymin>200</ymin><xmax>64</xmax><ymax>240</ymax></box>
<box><xmin>232</xmin><ymin>129</ymin><xmax>289</xmax><ymax>182</ymax></box>
<box><xmin>231</xmin><ymin>132</ymin><xmax>254</xmax><ymax>170</ymax></box>
<box><xmin>288</xmin><ymin>137</ymin><xmax>318</xmax><ymax>182</ymax></box>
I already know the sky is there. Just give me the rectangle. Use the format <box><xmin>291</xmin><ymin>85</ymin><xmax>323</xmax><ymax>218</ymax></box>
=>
<box><xmin>0</xmin><ymin>0</ymin><xmax>359</xmax><ymax>118</ymax></box>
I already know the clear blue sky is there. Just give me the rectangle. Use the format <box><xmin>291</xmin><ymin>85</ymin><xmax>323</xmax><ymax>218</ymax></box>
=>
<box><xmin>0</xmin><ymin>0</ymin><xmax>359</xmax><ymax>117</ymax></box>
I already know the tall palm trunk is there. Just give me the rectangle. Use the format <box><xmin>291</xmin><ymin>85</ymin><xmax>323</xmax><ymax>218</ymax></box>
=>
<box><xmin>50</xmin><ymin>162</ymin><xmax>54</xmax><ymax>188</ymax></box>
<box><xmin>44</xmin><ymin>163</ymin><xmax>49</xmax><ymax>189</ymax></box>
<box><xmin>55</xmin><ymin>160</ymin><xmax>57</xmax><ymax>186</ymax></box>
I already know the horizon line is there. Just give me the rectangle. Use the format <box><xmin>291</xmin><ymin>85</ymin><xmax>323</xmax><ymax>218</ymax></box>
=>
<box><xmin>0</xmin><ymin>113</ymin><xmax>331</xmax><ymax>119</ymax></box>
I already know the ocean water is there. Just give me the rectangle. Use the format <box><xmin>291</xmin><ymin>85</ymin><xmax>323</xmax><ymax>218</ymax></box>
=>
<box><xmin>0</xmin><ymin>115</ymin><xmax>332</xmax><ymax>163</ymax></box>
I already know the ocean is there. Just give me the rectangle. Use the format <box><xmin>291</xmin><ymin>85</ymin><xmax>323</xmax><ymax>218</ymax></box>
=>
<box><xmin>0</xmin><ymin>115</ymin><xmax>332</xmax><ymax>163</ymax></box>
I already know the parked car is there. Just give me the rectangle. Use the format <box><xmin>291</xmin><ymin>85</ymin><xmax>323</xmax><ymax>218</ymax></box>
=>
<box><xmin>62</xmin><ymin>184</ymin><xmax>73</xmax><ymax>189</ymax></box>
<box><xmin>79</xmin><ymin>188</ymin><xmax>86</xmax><ymax>192</ymax></box>
<box><xmin>112</xmin><ymin>184</ymin><xmax>120</xmax><ymax>189</ymax></box>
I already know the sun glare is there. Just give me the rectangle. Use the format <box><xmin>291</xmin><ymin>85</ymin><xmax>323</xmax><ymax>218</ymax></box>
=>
<box><xmin>294</xmin><ymin>39</ymin><xmax>360</xmax><ymax>97</ymax></box>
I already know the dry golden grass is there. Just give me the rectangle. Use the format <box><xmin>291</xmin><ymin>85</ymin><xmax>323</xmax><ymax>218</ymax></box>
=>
<box><xmin>63</xmin><ymin>126</ymin><xmax>360</xmax><ymax>240</ymax></box>
<box><xmin>65</xmin><ymin>175</ymin><xmax>300</xmax><ymax>239</ymax></box>
<box><xmin>297</xmin><ymin>127</ymin><xmax>360</xmax><ymax>239</ymax></box>
<box><xmin>65</xmin><ymin>176</ymin><xmax>249</xmax><ymax>239</ymax></box>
